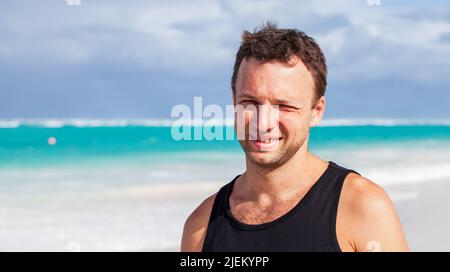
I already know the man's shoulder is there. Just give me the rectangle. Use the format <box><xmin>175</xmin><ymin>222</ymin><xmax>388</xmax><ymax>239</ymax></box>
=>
<box><xmin>186</xmin><ymin>193</ymin><xmax>218</xmax><ymax>228</ymax></box>
<box><xmin>341</xmin><ymin>172</ymin><xmax>391</xmax><ymax>214</ymax></box>
<box><xmin>180</xmin><ymin>192</ymin><xmax>218</xmax><ymax>251</ymax></box>
<box><xmin>338</xmin><ymin>172</ymin><xmax>408</xmax><ymax>251</ymax></box>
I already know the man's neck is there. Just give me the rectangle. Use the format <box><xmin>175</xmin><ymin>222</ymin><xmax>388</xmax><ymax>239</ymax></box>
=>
<box><xmin>239</xmin><ymin>148</ymin><xmax>328</xmax><ymax>203</ymax></box>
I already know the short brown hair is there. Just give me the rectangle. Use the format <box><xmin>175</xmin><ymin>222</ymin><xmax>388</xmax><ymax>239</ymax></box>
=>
<box><xmin>231</xmin><ymin>22</ymin><xmax>327</xmax><ymax>105</ymax></box>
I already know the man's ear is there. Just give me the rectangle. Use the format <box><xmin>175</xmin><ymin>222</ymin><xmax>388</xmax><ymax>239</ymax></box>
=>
<box><xmin>310</xmin><ymin>96</ymin><xmax>325</xmax><ymax>127</ymax></box>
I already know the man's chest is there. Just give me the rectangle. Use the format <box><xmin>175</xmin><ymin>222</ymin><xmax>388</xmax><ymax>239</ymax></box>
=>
<box><xmin>229</xmin><ymin>198</ymin><xmax>300</xmax><ymax>225</ymax></box>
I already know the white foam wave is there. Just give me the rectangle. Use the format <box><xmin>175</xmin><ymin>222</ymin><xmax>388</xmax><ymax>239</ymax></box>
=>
<box><xmin>318</xmin><ymin>118</ymin><xmax>450</xmax><ymax>127</ymax></box>
<box><xmin>1</xmin><ymin>118</ymin><xmax>450</xmax><ymax>128</ymax></box>
<box><xmin>365</xmin><ymin>162</ymin><xmax>450</xmax><ymax>186</ymax></box>
<box><xmin>0</xmin><ymin>119</ymin><xmax>174</xmax><ymax>128</ymax></box>
<box><xmin>0</xmin><ymin>120</ymin><xmax>21</xmax><ymax>128</ymax></box>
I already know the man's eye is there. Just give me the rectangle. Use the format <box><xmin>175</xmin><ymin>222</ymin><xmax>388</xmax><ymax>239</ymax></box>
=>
<box><xmin>278</xmin><ymin>105</ymin><xmax>297</xmax><ymax>111</ymax></box>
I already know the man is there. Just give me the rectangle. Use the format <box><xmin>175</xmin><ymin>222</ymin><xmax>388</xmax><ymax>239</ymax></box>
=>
<box><xmin>181</xmin><ymin>23</ymin><xmax>408</xmax><ymax>252</ymax></box>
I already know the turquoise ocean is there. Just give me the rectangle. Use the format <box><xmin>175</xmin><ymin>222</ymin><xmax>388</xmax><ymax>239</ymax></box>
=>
<box><xmin>1</xmin><ymin>119</ymin><xmax>450</xmax><ymax>251</ymax></box>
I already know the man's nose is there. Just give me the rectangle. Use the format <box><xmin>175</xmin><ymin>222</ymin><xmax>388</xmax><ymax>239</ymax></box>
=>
<box><xmin>257</xmin><ymin>104</ymin><xmax>279</xmax><ymax>133</ymax></box>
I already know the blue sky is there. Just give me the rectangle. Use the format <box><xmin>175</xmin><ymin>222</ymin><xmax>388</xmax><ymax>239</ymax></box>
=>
<box><xmin>0</xmin><ymin>0</ymin><xmax>449</xmax><ymax>119</ymax></box>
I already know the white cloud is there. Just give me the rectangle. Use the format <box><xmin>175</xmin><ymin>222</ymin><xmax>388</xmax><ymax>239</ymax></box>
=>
<box><xmin>1</xmin><ymin>0</ymin><xmax>450</xmax><ymax>84</ymax></box>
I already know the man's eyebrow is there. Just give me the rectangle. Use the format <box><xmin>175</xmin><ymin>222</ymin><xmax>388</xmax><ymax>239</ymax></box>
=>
<box><xmin>237</xmin><ymin>93</ymin><xmax>259</xmax><ymax>100</ymax></box>
<box><xmin>272</xmin><ymin>98</ymin><xmax>303</xmax><ymax>107</ymax></box>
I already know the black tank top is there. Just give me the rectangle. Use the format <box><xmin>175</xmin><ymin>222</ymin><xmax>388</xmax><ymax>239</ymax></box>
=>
<box><xmin>202</xmin><ymin>161</ymin><xmax>360</xmax><ymax>252</ymax></box>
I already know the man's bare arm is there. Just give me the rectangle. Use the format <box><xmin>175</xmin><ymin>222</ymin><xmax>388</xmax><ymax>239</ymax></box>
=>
<box><xmin>337</xmin><ymin>173</ymin><xmax>409</xmax><ymax>252</ymax></box>
<box><xmin>180</xmin><ymin>194</ymin><xmax>216</xmax><ymax>252</ymax></box>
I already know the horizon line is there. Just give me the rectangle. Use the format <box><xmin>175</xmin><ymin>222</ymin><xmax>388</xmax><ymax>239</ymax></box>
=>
<box><xmin>1</xmin><ymin>118</ymin><xmax>450</xmax><ymax>128</ymax></box>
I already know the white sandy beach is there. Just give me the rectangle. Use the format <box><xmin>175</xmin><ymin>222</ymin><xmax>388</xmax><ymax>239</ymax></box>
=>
<box><xmin>1</xmin><ymin>165</ymin><xmax>449</xmax><ymax>251</ymax></box>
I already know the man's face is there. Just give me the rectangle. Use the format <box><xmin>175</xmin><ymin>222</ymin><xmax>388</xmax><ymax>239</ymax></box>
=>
<box><xmin>234</xmin><ymin>57</ymin><xmax>324</xmax><ymax>168</ymax></box>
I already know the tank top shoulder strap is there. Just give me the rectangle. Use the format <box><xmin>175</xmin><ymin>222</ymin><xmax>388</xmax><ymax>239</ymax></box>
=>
<box><xmin>208</xmin><ymin>176</ymin><xmax>237</xmax><ymax>220</ymax></box>
<box><xmin>202</xmin><ymin>175</ymin><xmax>239</xmax><ymax>252</ymax></box>
<box><xmin>327</xmin><ymin>161</ymin><xmax>361</xmax><ymax>251</ymax></box>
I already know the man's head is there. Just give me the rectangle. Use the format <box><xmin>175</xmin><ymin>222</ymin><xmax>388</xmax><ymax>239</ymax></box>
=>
<box><xmin>232</xmin><ymin>22</ymin><xmax>327</xmax><ymax>169</ymax></box>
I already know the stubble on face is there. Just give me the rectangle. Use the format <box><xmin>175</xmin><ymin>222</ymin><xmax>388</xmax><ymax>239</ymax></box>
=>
<box><xmin>234</xmin><ymin>57</ymin><xmax>316</xmax><ymax>170</ymax></box>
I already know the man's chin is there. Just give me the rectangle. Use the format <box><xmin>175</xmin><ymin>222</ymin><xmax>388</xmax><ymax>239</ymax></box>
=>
<box><xmin>246</xmin><ymin>151</ymin><xmax>282</xmax><ymax>168</ymax></box>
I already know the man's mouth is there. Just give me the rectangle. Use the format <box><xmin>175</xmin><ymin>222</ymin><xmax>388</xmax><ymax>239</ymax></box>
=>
<box><xmin>250</xmin><ymin>136</ymin><xmax>282</xmax><ymax>150</ymax></box>
<box><xmin>257</xmin><ymin>136</ymin><xmax>280</xmax><ymax>143</ymax></box>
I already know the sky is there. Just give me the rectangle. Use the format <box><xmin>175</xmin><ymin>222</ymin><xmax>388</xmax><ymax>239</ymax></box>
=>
<box><xmin>0</xmin><ymin>0</ymin><xmax>449</xmax><ymax>119</ymax></box>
